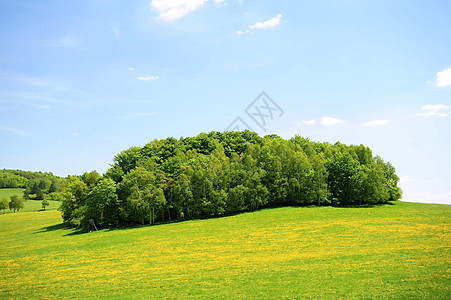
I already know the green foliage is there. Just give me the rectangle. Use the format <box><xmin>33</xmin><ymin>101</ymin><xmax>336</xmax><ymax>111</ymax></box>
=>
<box><xmin>81</xmin><ymin>171</ymin><xmax>100</xmax><ymax>189</ymax></box>
<box><xmin>49</xmin><ymin>192</ymin><xmax>63</xmax><ymax>202</ymax></box>
<box><xmin>0</xmin><ymin>197</ymin><xmax>9</xmax><ymax>213</ymax></box>
<box><xmin>48</xmin><ymin>181</ymin><xmax>57</xmax><ymax>193</ymax></box>
<box><xmin>61</xmin><ymin>131</ymin><xmax>403</xmax><ymax>229</ymax></box>
<box><xmin>84</xmin><ymin>178</ymin><xmax>119</xmax><ymax>228</ymax></box>
<box><xmin>0</xmin><ymin>171</ymin><xmax>28</xmax><ymax>188</ymax></box>
<box><xmin>0</xmin><ymin>170</ymin><xmax>65</xmax><ymax>202</ymax></box>
<box><xmin>118</xmin><ymin>165</ymin><xmax>166</xmax><ymax>225</ymax></box>
<box><xmin>60</xmin><ymin>177</ymin><xmax>89</xmax><ymax>227</ymax></box>
<box><xmin>41</xmin><ymin>199</ymin><xmax>49</xmax><ymax>211</ymax></box>
<box><xmin>35</xmin><ymin>189</ymin><xmax>44</xmax><ymax>200</ymax></box>
<box><xmin>9</xmin><ymin>194</ymin><xmax>24</xmax><ymax>212</ymax></box>
<box><xmin>0</xmin><ymin>189</ymin><xmax>60</xmax><ymax>213</ymax></box>
<box><xmin>31</xmin><ymin>183</ymin><xmax>39</xmax><ymax>195</ymax></box>
<box><xmin>23</xmin><ymin>190</ymin><xmax>30</xmax><ymax>201</ymax></box>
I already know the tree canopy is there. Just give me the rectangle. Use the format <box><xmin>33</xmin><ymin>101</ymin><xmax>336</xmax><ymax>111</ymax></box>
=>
<box><xmin>60</xmin><ymin>131</ymin><xmax>402</xmax><ymax>230</ymax></box>
<box><xmin>0</xmin><ymin>169</ymin><xmax>65</xmax><ymax>201</ymax></box>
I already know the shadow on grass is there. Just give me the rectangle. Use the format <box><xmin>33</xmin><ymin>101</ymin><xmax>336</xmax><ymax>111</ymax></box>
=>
<box><xmin>105</xmin><ymin>202</ymin><xmax>398</xmax><ymax>233</ymax></box>
<box><xmin>33</xmin><ymin>202</ymin><xmax>399</xmax><ymax>235</ymax></box>
<box><xmin>33</xmin><ymin>223</ymin><xmax>85</xmax><ymax>236</ymax></box>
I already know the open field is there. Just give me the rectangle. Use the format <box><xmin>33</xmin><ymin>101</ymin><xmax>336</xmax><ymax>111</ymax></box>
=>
<box><xmin>0</xmin><ymin>188</ymin><xmax>25</xmax><ymax>200</ymax></box>
<box><xmin>0</xmin><ymin>188</ymin><xmax>60</xmax><ymax>213</ymax></box>
<box><xmin>0</xmin><ymin>201</ymin><xmax>450</xmax><ymax>299</ymax></box>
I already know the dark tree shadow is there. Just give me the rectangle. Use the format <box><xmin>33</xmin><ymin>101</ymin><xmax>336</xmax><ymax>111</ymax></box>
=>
<box><xmin>33</xmin><ymin>223</ymin><xmax>85</xmax><ymax>236</ymax></box>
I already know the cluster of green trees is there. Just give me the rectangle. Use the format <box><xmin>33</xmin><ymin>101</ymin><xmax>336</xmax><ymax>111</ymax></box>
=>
<box><xmin>0</xmin><ymin>195</ymin><xmax>24</xmax><ymax>213</ymax></box>
<box><xmin>0</xmin><ymin>169</ymin><xmax>65</xmax><ymax>201</ymax></box>
<box><xmin>60</xmin><ymin>131</ymin><xmax>402</xmax><ymax>229</ymax></box>
<box><xmin>0</xmin><ymin>171</ymin><xmax>28</xmax><ymax>188</ymax></box>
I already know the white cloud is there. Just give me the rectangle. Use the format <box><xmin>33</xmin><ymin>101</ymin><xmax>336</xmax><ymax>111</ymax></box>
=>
<box><xmin>237</xmin><ymin>14</ymin><xmax>282</xmax><ymax>35</ymax></box>
<box><xmin>249</xmin><ymin>14</ymin><xmax>282</xmax><ymax>30</ymax></box>
<box><xmin>302</xmin><ymin>120</ymin><xmax>316</xmax><ymax>125</ymax></box>
<box><xmin>436</xmin><ymin>67</ymin><xmax>451</xmax><ymax>87</ymax></box>
<box><xmin>364</xmin><ymin>119</ymin><xmax>389</xmax><ymax>127</ymax></box>
<box><xmin>150</xmin><ymin>0</ymin><xmax>223</xmax><ymax>21</ymax></box>
<box><xmin>129</xmin><ymin>67</ymin><xmax>134</xmax><ymax>71</ymax></box>
<box><xmin>320</xmin><ymin>116</ymin><xmax>345</xmax><ymax>126</ymax></box>
<box><xmin>136</xmin><ymin>76</ymin><xmax>159</xmax><ymax>81</ymax></box>
<box><xmin>416</xmin><ymin>104</ymin><xmax>449</xmax><ymax>117</ymax></box>
<box><xmin>236</xmin><ymin>29</ymin><xmax>250</xmax><ymax>35</ymax></box>
<box><xmin>0</xmin><ymin>125</ymin><xmax>29</xmax><ymax>137</ymax></box>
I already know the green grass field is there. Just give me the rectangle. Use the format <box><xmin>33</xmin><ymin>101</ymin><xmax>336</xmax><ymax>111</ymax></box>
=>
<box><xmin>0</xmin><ymin>188</ymin><xmax>60</xmax><ymax>213</ymax></box>
<box><xmin>0</xmin><ymin>201</ymin><xmax>449</xmax><ymax>299</ymax></box>
<box><xmin>0</xmin><ymin>188</ymin><xmax>25</xmax><ymax>200</ymax></box>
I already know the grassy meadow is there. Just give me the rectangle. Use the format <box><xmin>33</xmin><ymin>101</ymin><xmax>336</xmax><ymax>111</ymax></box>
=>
<box><xmin>0</xmin><ymin>188</ymin><xmax>60</xmax><ymax>213</ymax></box>
<box><xmin>0</xmin><ymin>201</ymin><xmax>449</xmax><ymax>299</ymax></box>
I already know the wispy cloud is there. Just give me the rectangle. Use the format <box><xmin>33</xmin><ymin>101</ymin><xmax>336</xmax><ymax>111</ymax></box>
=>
<box><xmin>136</xmin><ymin>75</ymin><xmax>159</xmax><ymax>81</ymax></box>
<box><xmin>237</xmin><ymin>14</ymin><xmax>282</xmax><ymax>35</ymax></box>
<box><xmin>0</xmin><ymin>125</ymin><xmax>30</xmax><ymax>137</ymax></box>
<box><xmin>150</xmin><ymin>0</ymin><xmax>223</xmax><ymax>21</ymax></box>
<box><xmin>364</xmin><ymin>119</ymin><xmax>389</xmax><ymax>127</ymax></box>
<box><xmin>416</xmin><ymin>104</ymin><xmax>449</xmax><ymax>117</ymax></box>
<box><xmin>436</xmin><ymin>67</ymin><xmax>451</xmax><ymax>87</ymax></box>
<box><xmin>0</xmin><ymin>72</ymin><xmax>96</xmax><ymax>109</ymax></box>
<box><xmin>320</xmin><ymin>116</ymin><xmax>345</xmax><ymax>126</ymax></box>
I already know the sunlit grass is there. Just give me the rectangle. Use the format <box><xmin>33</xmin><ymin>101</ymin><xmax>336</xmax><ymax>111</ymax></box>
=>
<box><xmin>0</xmin><ymin>201</ymin><xmax>449</xmax><ymax>299</ymax></box>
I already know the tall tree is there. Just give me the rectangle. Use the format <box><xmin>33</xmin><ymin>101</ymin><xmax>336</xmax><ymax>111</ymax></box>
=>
<box><xmin>118</xmin><ymin>166</ymin><xmax>166</xmax><ymax>225</ymax></box>
<box><xmin>326</xmin><ymin>152</ymin><xmax>361</xmax><ymax>205</ymax></box>
<box><xmin>42</xmin><ymin>199</ymin><xmax>49</xmax><ymax>211</ymax></box>
<box><xmin>9</xmin><ymin>195</ymin><xmax>24</xmax><ymax>212</ymax></box>
<box><xmin>31</xmin><ymin>182</ymin><xmax>39</xmax><ymax>195</ymax></box>
<box><xmin>60</xmin><ymin>177</ymin><xmax>89</xmax><ymax>227</ymax></box>
<box><xmin>0</xmin><ymin>197</ymin><xmax>9</xmax><ymax>213</ymax></box>
<box><xmin>23</xmin><ymin>190</ymin><xmax>30</xmax><ymax>201</ymax></box>
<box><xmin>35</xmin><ymin>189</ymin><xmax>44</xmax><ymax>200</ymax></box>
<box><xmin>113</xmin><ymin>146</ymin><xmax>142</xmax><ymax>174</ymax></box>
<box><xmin>48</xmin><ymin>181</ymin><xmax>57</xmax><ymax>193</ymax></box>
<box><xmin>38</xmin><ymin>180</ymin><xmax>46</xmax><ymax>190</ymax></box>
<box><xmin>85</xmin><ymin>178</ymin><xmax>120</xmax><ymax>227</ymax></box>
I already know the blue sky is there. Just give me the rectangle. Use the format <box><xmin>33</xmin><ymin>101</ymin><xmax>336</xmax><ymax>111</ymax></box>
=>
<box><xmin>0</xmin><ymin>0</ymin><xmax>450</xmax><ymax>204</ymax></box>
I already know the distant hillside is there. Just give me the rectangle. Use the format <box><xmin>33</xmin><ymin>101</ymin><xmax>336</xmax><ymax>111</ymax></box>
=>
<box><xmin>0</xmin><ymin>169</ymin><xmax>65</xmax><ymax>201</ymax></box>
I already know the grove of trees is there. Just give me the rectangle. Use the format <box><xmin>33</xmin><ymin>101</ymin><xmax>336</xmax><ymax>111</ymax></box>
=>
<box><xmin>59</xmin><ymin>131</ymin><xmax>402</xmax><ymax>229</ymax></box>
<box><xmin>0</xmin><ymin>169</ymin><xmax>65</xmax><ymax>201</ymax></box>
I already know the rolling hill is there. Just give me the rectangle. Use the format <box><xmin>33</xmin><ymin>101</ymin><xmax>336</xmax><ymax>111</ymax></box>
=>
<box><xmin>0</xmin><ymin>201</ymin><xmax>449</xmax><ymax>299</ymax></box>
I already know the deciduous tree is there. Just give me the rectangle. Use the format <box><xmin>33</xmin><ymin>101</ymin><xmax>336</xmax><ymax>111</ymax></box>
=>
<box><xmin>9</xmin><ymin>195</ymin><xmax>24</xmax><ymax>212</ymax></box>
<box><xmin>0</xmin><ymin>197</ymin><xmax>9</xmax><ymax>213</ymax></box>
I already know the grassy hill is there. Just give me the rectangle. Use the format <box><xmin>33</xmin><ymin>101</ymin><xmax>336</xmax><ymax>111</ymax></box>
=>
<box><xmin>0</xmin><ymin>201</ymin><xmax>449</xmax><ymax>299</ymax></box>
<box><xmin>0</xmin><ymin>188</ymin><xmax>60</xmax><ymax>213</ymax></box>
